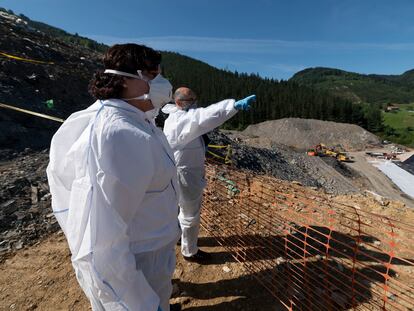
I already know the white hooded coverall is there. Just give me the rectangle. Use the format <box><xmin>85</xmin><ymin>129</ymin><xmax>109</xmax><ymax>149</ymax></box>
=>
<box><xmin>162</xmin><ymin>99</ymin><xmax>237</xmax><ymax>257</ymax></box>
<box><xmin>47</xmin><ymin>99</ymin><xmax>180</xmax><ymax>311</ymax></box>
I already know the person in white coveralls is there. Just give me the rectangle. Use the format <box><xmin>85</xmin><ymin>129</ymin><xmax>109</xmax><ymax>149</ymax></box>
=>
<box><xmin>162</xmin><ymin>87</ymin><xmax>256</xmax><ymax>262</ymax></box>
<box><xmin>47</xmin><ymin>44</ymin><xmax>181</xmax><ymax>311</ymax></box>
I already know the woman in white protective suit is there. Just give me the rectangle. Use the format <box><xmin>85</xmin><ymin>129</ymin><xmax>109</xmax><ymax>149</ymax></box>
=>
<box><xmin>162</xmin><ymin>87</ymin><xmax>255</xmax><ymax>262</ymax></box>
<box><xmin>47</xmin><ymin>44</ymin><xmax>181</xmax><ymax>311</ymax></box>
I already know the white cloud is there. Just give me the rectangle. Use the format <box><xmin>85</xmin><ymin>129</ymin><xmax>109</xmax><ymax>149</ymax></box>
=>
<box><xmin>269</xmin><ymin>63</ymin><xmax>306</xmax><ymax>73</ymax></box>
<box><xmin>86</xmin><ymin>34</ymin><xmax>414</xmax><ymax>54</ymax></box>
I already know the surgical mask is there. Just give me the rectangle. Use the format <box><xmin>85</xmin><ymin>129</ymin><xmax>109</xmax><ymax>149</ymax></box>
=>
<box><xmin>145</xmin><ymin>107</ymin><xmax>160</xmax><ymax>121</ymax></box>
<box><xmin>148</xmin><ymin>74</ymin><xmax>173</xmax><ymax>109</ymax></box>
<box><xmin>104</xmin><ymin>69</ymin><xmax>172</xmax><ymax>109</ymax></box>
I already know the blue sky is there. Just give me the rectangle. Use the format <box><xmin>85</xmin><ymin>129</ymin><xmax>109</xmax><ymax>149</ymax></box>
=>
<box><xmin>2</xmin><ymin>0</ymin><xmax>414</xmax><ymax>80</ymax></box>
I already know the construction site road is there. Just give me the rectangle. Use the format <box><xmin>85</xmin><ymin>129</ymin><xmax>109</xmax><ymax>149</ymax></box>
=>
<box><xmin>346</xmin><ymin>151</ymin><xmax>414</xmax><ymax>208</ymax></box>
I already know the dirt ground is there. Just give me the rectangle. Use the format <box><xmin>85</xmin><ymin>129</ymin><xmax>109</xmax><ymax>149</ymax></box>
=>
<box><xmin>346</xmin><ymin>150</ymin><xmax>414</xmax><ymax>208</ymax></box>
<box><xmin>1</xmin><ymin>148</ymin><xmax>414</xmax><ymax>311</ymax></box>
<box><xmin>0</xmin><ymin>229</ymin><xmax>284</xmax><ymax>311</ymax></box>
<box><xmin>1</xmin><ymin>183</ymin><xmax>414</xmax><ymax>311</ymax></box>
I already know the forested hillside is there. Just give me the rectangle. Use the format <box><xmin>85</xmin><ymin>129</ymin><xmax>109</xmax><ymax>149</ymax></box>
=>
<box><xmin>161</xmin><ymin>53</ymin><xmax>380</xmax><ymax>131</ymax></box>
<box><xmin>291</xmin><ymin>67</ymin><xmax>414</xmax><ymax>105</ymax></box>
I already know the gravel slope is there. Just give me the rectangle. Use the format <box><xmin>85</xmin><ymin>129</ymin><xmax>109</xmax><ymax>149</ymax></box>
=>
<box><xmin>243</xmin><ymin>118</ymin><xmax>381</xmax><ymax>151</ymax></box>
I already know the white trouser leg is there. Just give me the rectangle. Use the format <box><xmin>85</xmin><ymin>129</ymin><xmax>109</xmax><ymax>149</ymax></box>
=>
<box><xmin>134</xmin><ymin>241</ymin><xmax>176</xmax><ymax>311</ymax></box>
<box><xmin>178</xmin><ymin>195</ymin><xmax>203</xmax><ymax>257</ymax></box>
<box><xmin>177</xmin><ymin>167</ymin><xmax>206</xmax><ymax>257</ymax></box>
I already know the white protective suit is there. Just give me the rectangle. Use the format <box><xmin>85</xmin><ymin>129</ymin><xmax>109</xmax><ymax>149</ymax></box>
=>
<box><xmin>162</xmin><ymin>99</ymin><xmax>237</xmax><ymax>257</ymax></box>
<box><xmin>47</xmin><ymin>99</ymin><xmax>180</xmax><ymax>311</ymax></box>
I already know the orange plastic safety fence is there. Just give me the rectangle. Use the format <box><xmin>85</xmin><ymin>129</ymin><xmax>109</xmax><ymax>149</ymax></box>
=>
<box><xmin>201</xmin><ymin>160</ymin><xmax>414</xmax><ymax>311</ymax></box>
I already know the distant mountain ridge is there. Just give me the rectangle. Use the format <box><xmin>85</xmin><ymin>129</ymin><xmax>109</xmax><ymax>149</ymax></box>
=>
<box><xmin>290</xmin><ymin>67</ymin><xmax>414</xmax><ymax>105</ymax></box>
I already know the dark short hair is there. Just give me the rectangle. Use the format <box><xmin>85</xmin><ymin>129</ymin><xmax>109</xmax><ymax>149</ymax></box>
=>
<box><xmin>89</xmin><ymin>43</ymin><xmax>161</xmax><ymax>100</ymax></box>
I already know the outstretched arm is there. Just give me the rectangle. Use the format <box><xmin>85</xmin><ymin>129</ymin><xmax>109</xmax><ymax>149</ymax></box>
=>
<box><xmin>166</xmin><ymin>95</ymin><xmax>256</xmax><ymax>149</ymax></box>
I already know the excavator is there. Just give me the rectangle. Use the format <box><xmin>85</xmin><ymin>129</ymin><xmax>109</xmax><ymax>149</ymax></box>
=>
<box><xmin>307</xmin><ymin>144</ymin><xmax>352</xmax><ymax>162</ymax></box>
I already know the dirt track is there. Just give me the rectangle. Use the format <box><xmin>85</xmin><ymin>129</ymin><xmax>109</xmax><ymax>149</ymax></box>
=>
<box><xmin>346</xmin><ymin>152</ymin><xmax>414</xmax><ymax>208</ymax></box>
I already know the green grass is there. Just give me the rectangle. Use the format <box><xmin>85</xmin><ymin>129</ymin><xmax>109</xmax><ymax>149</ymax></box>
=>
<box><xmin>383</xmin><ymin>104</ymin><xmax>414</xmax><ymax>128</ymax></box>
<box><xmin>381</xmin><ymin>104</ymin><xmax>414</xmax><ymax>147</ymax></box>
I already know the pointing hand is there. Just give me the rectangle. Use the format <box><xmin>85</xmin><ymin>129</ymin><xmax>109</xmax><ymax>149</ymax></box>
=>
<box><xmin>234</xmin><ymin>95</ymin><xmax>256</xmax><ymax>111</ymax></box>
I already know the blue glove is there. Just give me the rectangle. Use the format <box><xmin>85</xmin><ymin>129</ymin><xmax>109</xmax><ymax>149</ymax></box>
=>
<box><xmin>157</xmin><ymin>307</ymin><xmax>163</xmax><ymax>311</ymax></box>
<box><xmin>234</xmin><ymin>95</ymin><xmax>256</xmax><ymax>111</ymax></box>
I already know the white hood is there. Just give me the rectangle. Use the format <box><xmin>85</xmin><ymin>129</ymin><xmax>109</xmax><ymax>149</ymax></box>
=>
<box><xmin>161</xmin><ymin>103</ymin><xmax>179</xmax><ymax>114</ymax></box>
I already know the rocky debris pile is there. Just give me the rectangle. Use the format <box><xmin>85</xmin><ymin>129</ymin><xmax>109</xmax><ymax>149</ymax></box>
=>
<box><xmin>0</xmin><ymin>11</ymin><xmax>103</xmax><ymax>150</ymax></box>
<box><xmin>208</xmin><ymin>131</ymin><xmax>320</xmax><ymax>187</ymax></box>
<box><xmin>0</xmin><ymin>149</ymin><xmax>21</xmax><ymax>161</ymax></box>
<box><xmin>208</xmin><ymin>130</ymin><xmax>359</xmax><ymax>194</ymax></box>
<box><xmin>207</xmin><ymin>130</ymin><xmax>319</xmax><ymax>188</ymax></box>
<box><xmin>0</xmin><ymin>149</ymin><xmax>57</xmax><ymax>258</ymax></box>
<box><xmin>274</xmin><ymin>144</ymin><xmax>358</xmax><ymax>194</ymax></box>
<box><xmin>243</xmin><ymin>118</ymin><xmax>381</xmax><ymax>151</ymax></box>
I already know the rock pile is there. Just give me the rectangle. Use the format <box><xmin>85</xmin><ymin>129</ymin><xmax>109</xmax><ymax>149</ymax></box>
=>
<box><xmin>207</xmin><ymin>130</ymin><xmax>358</xmax><ymax>194</ymax></box>
<box><xmin>0</xmin><ymin>149</ymin><xmax>57</xmax><ymax>258</ymax></box>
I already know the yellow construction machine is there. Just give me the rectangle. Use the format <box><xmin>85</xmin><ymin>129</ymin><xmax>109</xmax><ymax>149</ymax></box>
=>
<box><xmin>307</xmin><ymin>144</ymin><xmax>352</xmax><ymax>162</ymax></box>
<box><xmin>336</xmin><ymin>152</ymin><xmax>352</xmax><ymax>162</ymax></box>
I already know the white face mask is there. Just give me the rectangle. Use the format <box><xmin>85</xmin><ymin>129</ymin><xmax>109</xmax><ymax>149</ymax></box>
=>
<box><xmin>148</xmin><ymin>74</ymin><xmax>172</xmax><ymax>109</ymax></box>
<box><xmin>145</xmin><ymin>107</ymin><xmax>160</xmax><ymax>121</ymax></box>
<box><xmin>104</xmin><ymin>69</ymin><xmax>172</xmax><ymax>109</ymax></box>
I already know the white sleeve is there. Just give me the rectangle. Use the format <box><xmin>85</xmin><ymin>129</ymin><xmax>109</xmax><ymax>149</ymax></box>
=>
<box><xmin>87</xmin><ymin>126</ymin><xmax>160</xmax><ymax>311</ymax></box>
<box><xmin>170</xmin><ymin>99</ymin><xmax>237</xmax><ymax>149</ymax></box>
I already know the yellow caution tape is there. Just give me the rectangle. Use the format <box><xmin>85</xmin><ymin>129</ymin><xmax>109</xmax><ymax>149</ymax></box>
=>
<box><xmin>0</xmin><ymin>102</ymin><xmax>64</xmax><ymax>123</ymax></box>
<box><xmin>225</xmin><ymin>145</ymin><xmax>233</xmax><ymax>164</ymax></box>
<box><xmin>207</xmin><ymin>144</ymin><xmax>229</xmax><ymax>149</ymax></box>
<box><xmin>0</xmin><ymin>102</ymin><xmax>232</xmax><ymax>165</ymax></box>
<box><xmin>207</xmin><ymin>144</ymin><xmax>232</xmax><ymax>164</ymax></box>
<box><xmin>0</xmin><ymin>51</ymin><xmax>55</xmax><ymax>65</ymax></box>
<box><xmin>207</xmin><ymin>150</ymin><xmax>226</xmax><ymax>160</ymax></box>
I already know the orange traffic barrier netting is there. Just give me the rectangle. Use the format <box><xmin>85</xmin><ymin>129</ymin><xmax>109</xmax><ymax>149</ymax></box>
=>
<box><xmin>201</xmin><ymin>160</ymin><xmax>414</xmax><ymax>310</ymax></box>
